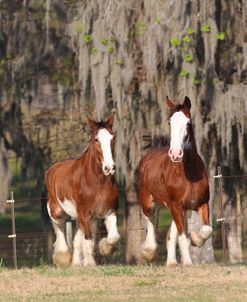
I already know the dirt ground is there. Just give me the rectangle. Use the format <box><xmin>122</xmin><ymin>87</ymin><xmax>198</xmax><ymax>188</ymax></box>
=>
<box><xmin>0</xmin><ymin>264</ymin><xmax>247</xmax><ymax>302</ymax></box>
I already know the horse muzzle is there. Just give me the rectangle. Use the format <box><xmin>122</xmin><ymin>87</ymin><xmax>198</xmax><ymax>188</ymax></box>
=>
<box><xmin>168</xmin><ymin>148</ymin><xmax>183</xmax><ymax>163</ymax></box>
<box><xmin>103</xmin><ymin>163</ymin><xmax>116</xmax><ymax>176</ymax></box>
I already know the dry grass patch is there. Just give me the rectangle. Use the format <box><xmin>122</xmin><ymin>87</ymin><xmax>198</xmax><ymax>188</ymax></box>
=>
<box><xmin>0</xmin><ymin>264</ymin><xmax>247</xmax><ymax>302</ymax></box>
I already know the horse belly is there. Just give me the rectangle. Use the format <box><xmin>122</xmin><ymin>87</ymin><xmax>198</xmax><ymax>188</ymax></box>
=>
<box><xmin>58</xmin><ymin>198</ymin><xmax>77</xmax><ymax>218</ymax></box>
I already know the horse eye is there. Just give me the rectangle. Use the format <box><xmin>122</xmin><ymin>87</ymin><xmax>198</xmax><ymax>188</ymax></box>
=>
<box><xmin>95</xmin><ymin>138</ymin><xmax>99</xmax><ymax>142</ymax></box>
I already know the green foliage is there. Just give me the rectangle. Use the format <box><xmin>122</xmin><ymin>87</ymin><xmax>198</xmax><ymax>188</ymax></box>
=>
<box><xmin>193</xmin><ymin>77</ymin><xmax>201</xmax><ymax>86</ymax></box>
<box><xmin>100</xmin><ymin>265</ymin><xmax>135</xmax><ymax>276</ymax></box>
<box><xmin>215</xmin><ymin>32</ymin><xmax>226</xmax><ymax>41</ymax></box>
<box><xmin>101</xmin><ymin>36</ymin><xmax>115</xmax><ymax>51</ymax></box>
<box><xmin>107</xmin><ymin>46</ymin><xmax>114</xmax><ymax>53</ymax></box>
<box><xmin>187</xmin><ymin>28</ymin><xmax>196</xmax><ymax>35</ymax></box>
<box><xmin>115</xmin><ymin>59</ymin><xmax>123</xmax><ymax>65</ymax></box>
<box><xmin>201</xmin><ymin>24</ymin><xmax>211</xmax><ymax>33</ymax></box>
<box><xmin>109</xmin><ymin>35</ymin><xmax>116</xmax><ymax>43</ymax></box>
<box><xmin>76</xmin><ymin>24</ymin><xmax>84</xmax><ymax>34</ymax></box>
<box><xmin>136</xmin><ymin>21</ymin><xmax>147</xmax><ymax>29</ymax></box>
<box><xmin>179</xmin><ymin>70</ymin><xmax>190</xmax><ymax>78</ymax></box>
<box><xmin>91</xmin><ymin>47</ymin><xmax>98</xmax><ymax>55</ymax></box>
<box><xmin>155</xmin><ymin>17</ymin><xmax>161</xmax><ymax>24</ymax></box>
<box><xmin>101</xmin><ymin>39</ymin><xmax>109</xmax><ymax>46</ymax></box>
<box><xmin>83</xmin><ymin>34</ymin><xmax>93</xmax><ymax>44</ymax></box>
<box><xmin>170</xmin><ymin>37</ymin><xmax>181</xmax><ymax>47</ymax></box>
<box><xmin>135</xmin><ymin>20</ymin><xmax>147</xmax><ymax>36</ymax></box>
<box><xmin>184</xmin><ymin>53</ymin><xmax>193</xmax><ymax>62</ymax></box>
<box><xmin>134</xmin><ymin>280</ymin><xmax>157</xmax><ymax>287</ymax></box>
<box><xmin>182</xmin><ymin>35</ymin><xmax>191</xmax><ymax>43</ymax></box>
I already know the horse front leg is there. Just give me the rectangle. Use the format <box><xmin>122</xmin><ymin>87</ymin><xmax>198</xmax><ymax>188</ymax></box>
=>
<box><xmin>99</xmin><ymin>211</ymin><xmax>120</xmax><ymax>256</ymax></box>
<box><xmin>72</xmin><ymin>217</ymin><xmax>96</xmax><ymax>267</ymax></box>
<box><xmin>190</xmin><ymin>203</ymin><xmax>213</xmax><ymax>247</ymax></box>
<box><xmin>170</xmin><ymin>205</ymin><xmax>192</xmax><ymax>266</ymax></box>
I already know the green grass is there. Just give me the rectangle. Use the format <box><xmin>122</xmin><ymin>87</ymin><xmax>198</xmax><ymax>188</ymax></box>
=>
<box><xmin>0</xmin><ymin>265</ymin><xmax>247</xmax><ymax>301</ymax></box>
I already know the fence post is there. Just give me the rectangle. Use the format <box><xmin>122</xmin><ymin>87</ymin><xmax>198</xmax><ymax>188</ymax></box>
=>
<box><xmin>6</xmin><ymin>191</ymin><xmax>18</xmax><ymax>269</ymax></box>
<box><xmin>214</xmin><ymin>166</ymin><xmax>227</xmax><ymax>263</ymax></box>
<box><xmin>66</xmin><ymin>221</ymin><xmax>73</xmax><ymax>251</ymax></box>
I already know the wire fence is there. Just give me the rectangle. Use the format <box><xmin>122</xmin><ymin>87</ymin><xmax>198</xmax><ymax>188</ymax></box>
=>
<box><xmin>1</xmin><ymin>170</ymin><xmax>247</xmax><ymax>268</ymax></box>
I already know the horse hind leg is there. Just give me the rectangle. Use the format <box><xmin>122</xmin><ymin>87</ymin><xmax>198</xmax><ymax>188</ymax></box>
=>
<box><xmin>166</xmin><ymin>220</ymin><xmax>178</xmax><ymax>266</ymax></box>
<box><xmin>99</xmin><ymin>212</ymin><xmax>120</xmax><ymax>257</ymax></box>
<box><xmin>141</xmin><ymin>215</ymin><xmax>157</xmax><ymax>262</ymax></box>
<box><xmin>47</xmin><ymin>202</ymin><xmax>72</xmax><ymax>266</ymax></box>
<box><xmin>140</xmin><ymin>192</ymin><xmax>157</xmax><ymax>262</ymax></box>
<box><xmin>190</xmin><ymin>203</ymin><xmax>213</xmax><ymax>247</ymax></box>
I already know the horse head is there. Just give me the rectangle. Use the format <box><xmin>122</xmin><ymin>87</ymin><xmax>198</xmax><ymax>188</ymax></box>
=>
<box><xmin>166</xmin><ymin>96</ymin><xmax>192</xmax><ymax>163</ymax></box>
<box><xmin>87</xmin><ymin>115</ymin><xmax>116</xmax><ymax>175</ymax></box>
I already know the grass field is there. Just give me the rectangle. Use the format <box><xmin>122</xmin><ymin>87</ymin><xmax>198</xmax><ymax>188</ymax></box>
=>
<box><xmin>0</xmin><ymin>264</ymin><xmax>247</xmax><ymax>302</ymax></box>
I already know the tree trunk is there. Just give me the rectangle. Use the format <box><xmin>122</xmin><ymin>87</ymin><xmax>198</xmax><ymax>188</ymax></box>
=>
<box><xmin>125</xmin><ymin>177</ymin><xmax>145</xmax><ymax>264</ymax></box>
<box><xmin>125</xmin><ymin>132</ymin><xmax>145</xmax><ymax>264</ymax></box>
<box><xmin>0</xmin><ymin>138</ymin><xmax>11</xmax><ymax>214</ymax></box>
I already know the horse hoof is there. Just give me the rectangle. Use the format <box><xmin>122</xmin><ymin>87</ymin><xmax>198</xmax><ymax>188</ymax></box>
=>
<box><xmin>141</xmin><ymin>247</ymin><xmax>156</xmax><ymax>262</ymax></box>
<box><xmin>190</xmin><ymin>231</ymin><xmax>205</xmax><ymax>247</ymax></box>
<box><xmin>99</xmin><ymin>238</ymin><xmax>114</xmax><ymax>256</ymax></box>
<box><xmin>200</xmin><ymin>225</ymin><xmax>213</xmax><ymax>239</ymax></box>
<box><xmin>166</xmin><ymin>260</ymin><xmax>178</xmax><ymax>267</ymax></box>
<box><xmin>182</xmin><ymin>260</ymin><xmax>193</xmax><ymax>266</ymax></box>
<box><xmin>53</xmin><ymin>250</ymin><xmax>72</xmax><ymax>267</ymax></box>
<box><xmin>82</xmin><ymin>257</ymin><xmax>96</xmax><ymax>268</ymax></box>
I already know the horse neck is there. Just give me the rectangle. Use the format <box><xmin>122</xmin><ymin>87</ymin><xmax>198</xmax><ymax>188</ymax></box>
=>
<box><xmin>184</xmin><ymin>126</ymin><xmax>198</xmax><ymax>163</ymax></box>
<box><xmin>83</xmin><ymin>142</ymin><xmax>108</xmax><ymax>184</ymax></box>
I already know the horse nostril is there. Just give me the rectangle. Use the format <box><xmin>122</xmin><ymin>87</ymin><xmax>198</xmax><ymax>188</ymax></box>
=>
<box><xmin>104</xmin><ymin>166</ymin><xmax>110</xmax><ymax>172</ymax></box>
<box><xmin>168</xmin><ymin>149</ymin><xmax>172</xmax><ymax>157</ymax></box>
<box><xmin>112</xmin><ymin>164</ymin><xmax>116</xmax><ymax>171</ymax></box>
<box><xmin>179</xmin><ymin>150</ymin><xmax>182</xmax><ymax>156</ymax></box>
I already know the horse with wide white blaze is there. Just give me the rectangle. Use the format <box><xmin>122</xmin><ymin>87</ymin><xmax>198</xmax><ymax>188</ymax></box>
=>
<box><xmin>45</xmin><ymin>116</ymin><xmax>120</xmax><ymax>267</ymax></box>
<box><xmin>139</xmin><ymin>96</ymin><xmax>213</xmax><ymax>266</ymax></box>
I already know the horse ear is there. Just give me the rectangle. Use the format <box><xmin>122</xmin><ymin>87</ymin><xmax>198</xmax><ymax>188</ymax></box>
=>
<box><xmin>86</xmin><ymin>115</ymin><xmax>96</xmax><ymax>131</ymax></box>
<box><xmin>106</xmin><ymin>115</ymin><xmax>114</xmax><ymax>128</ymax></box>
<box><xmin>184</xmin><ymin>96</ymin><xmax>191</xmax><ymax>110</ymax></box>
<box><xmin>166</xmin><ymin>96</ymin><xmax>174</xmax><ymax>109</ymax></box>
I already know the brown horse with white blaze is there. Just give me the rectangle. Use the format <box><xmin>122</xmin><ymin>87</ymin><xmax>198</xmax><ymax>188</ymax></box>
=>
<box><xmin>45</xmin><ymin>116</ymin><xmax>120</xmax><ymax>267</ymax></box>
<box><xmin>139</xmin><ymin>97</ymin><xmax>212</xmax><ymax>265</ymax></box>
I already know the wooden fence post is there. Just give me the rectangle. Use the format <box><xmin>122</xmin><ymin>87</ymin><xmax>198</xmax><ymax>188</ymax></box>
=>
<box><xmin>6</xmin><ymin>191</ymin><xmax>18</xmax><ymax>269</ymax></box>
<box><xmin>214</xmin><ymin>166</ymin><xmax>227</xmax><ymax>263</ymax></box>
<box><xmin>66</xmin><ymin>221</ymin><xmax>73</xmax><ymax>251</ymax></box>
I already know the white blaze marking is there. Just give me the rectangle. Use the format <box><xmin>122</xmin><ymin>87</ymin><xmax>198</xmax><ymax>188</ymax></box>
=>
<box><xmin>97</xmin><ymin>128</ymin><xmax>115</xmax><ymax>173</ymax></box>
<box><xmin>170</xmin><ymin>111</ymin><xmax>190</xmax><ymax>150</ymax></box>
